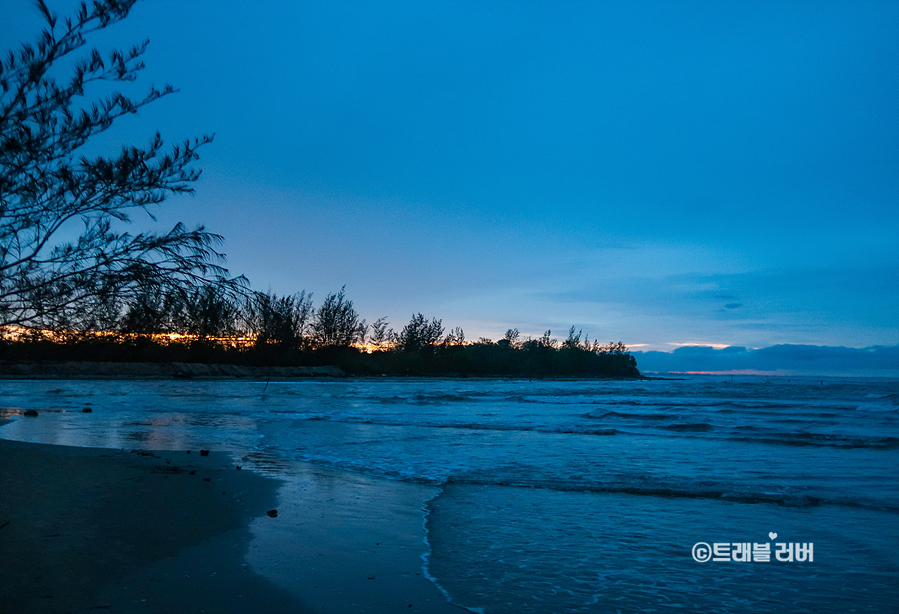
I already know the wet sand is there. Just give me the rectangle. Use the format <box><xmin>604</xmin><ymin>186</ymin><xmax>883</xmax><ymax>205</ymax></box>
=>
<box><xmin>0</xmin><ymin>437</ymin><xmax>462</xmax><ymax>613</ymax></box>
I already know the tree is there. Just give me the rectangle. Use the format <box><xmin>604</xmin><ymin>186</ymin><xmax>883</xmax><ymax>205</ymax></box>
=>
<box><xmin>539</xmin><ymin>329</ymin><xmax>556</xmax><ymax>349</ymax></box>
<box><xmin>0</xmin><ymin>0</ymin><xmax>241</xmax><ymax>332</ymax></box>
<box><xmin>563</xmin><ymin>326</ymin><xmax>583</xmax><ymax>349</ymax></box>
<box><xmin>244</xmin><ymin>291</ymin><xmax>313</xmax><ymax>348</ymax></box>
<box><xmin>368</xmin><ymin>317</ymin><xmax>392</xmax><ymax>351</ymax></box>
<box><xmin>598</xmin><ymin>341</ymin><xmax>628</xmax><ymax>355</ymax></box>
<box><xmin>119</xmin><ymin>286</ymin><xmax>177</xmax><ymax>334</ymax></box>
<box><xmin>175</xmin><ymin>284</ymin><xmax>240</xmax><ymax>339</ymax></box>
<box><xmin>443</xmin><ymin>326</ymin><xmax>465</xmax><ymax>346</ymax></box>
<box><xmin>397</xmin><ymin>313</ymin><xmax>444</xmax><ymax>353</ymax></box>
<box><xmin>497</xmin><ymin>327</ymin><xmax>519</xmax><ymax>349</ymax></box>
<box><xmin>311</xmin><ymin>286</ymin><xmax>366</xmax><ymax>348</ymax></box>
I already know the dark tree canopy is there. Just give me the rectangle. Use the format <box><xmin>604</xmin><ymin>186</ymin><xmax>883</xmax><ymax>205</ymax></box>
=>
<box><xmin>397</xmin><ymin>313</ymin><xmax>444</xmax><ymax>353</ymax></box>
<box><xmin>311</xmin><ymin>286</ymin><xmax>366</xmax><ymax>348</ymax></box>
<box><xmin>244</xmin><ymin>291</ymin><xmax>313</xmax><ymax>349</ymax></box>
<box><xmin>0</xmin><ymin>0</ymin><xmax>241</xmax><ymax>332</ymax></box>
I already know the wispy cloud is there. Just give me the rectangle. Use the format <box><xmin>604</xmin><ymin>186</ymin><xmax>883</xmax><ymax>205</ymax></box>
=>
<box><xmin>532</xmin><ymin>252</ymin><xmax>898</xmax><ymax>349</ymax></box>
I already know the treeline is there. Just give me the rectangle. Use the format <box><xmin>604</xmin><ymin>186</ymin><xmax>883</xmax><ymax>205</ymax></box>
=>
<box><xmin>1</xmin><ymin>286</ymin><xmax>640</xmax><ymax>378</ymax></box>
<box><xmin>0</xmin><ymin>2</ymin><xmax>638</xmax><ymax>379</ymax></box>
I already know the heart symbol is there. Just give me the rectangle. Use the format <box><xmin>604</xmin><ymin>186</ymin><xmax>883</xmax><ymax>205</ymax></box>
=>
<box><xmin>768</xmin><ymin>532</ymin><xmax>777</xmax><ymax>540</ymax></box>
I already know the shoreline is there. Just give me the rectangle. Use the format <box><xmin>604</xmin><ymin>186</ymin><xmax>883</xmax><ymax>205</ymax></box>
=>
<box><xmin>0</xmin><ymin>436</ymin><xmax>464</xmax><ymax>613</ymax></box>
<box><xmin>0</xmin><ymin>437</ymin><xmax>309</xmax><ymax>614</ymax></box>
<box><xmin>0</xmin><ymin>360</ymin><xmax>644</xmax><ymax>381</ymax></box>
<box><xmin>0</xmin><ymin>360</ymin><xmax>346</xmax><ymax>380</ymax></box>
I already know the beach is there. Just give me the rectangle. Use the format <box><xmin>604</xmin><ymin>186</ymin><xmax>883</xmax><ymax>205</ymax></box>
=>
<box><xmin>1</xmin><ymin>376</ymin><xmax>897</xmax><ymax>613</ymax></box>
<box><xmin>0</xmin><ymin>437</ymin><xmax>305</xmax><ymax>613</ymax></box>
<box><xmin>0</xmin><ymin>436</ymin><xmax>461</xmax><ymax>614</ymax></box>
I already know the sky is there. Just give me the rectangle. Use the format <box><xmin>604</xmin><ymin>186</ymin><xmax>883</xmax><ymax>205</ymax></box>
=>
<box><xmin>2</xmin><ymin>1</ymin><xmax>898</xmax><ymax>372</ymax></box>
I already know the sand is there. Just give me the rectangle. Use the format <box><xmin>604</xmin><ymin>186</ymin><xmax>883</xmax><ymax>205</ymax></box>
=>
<box><xmin>0</xmin><ymin>437</ymin><xmax>463</xmax><ymax>613</ymax></box>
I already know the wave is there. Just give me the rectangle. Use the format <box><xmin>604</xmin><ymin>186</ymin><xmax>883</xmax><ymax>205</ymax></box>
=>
<box><xmin>266</xmin><ymin>449</ymin><xmax>898</xmax><ymax>513</ymax></box>
<box><xmin>584</xmin><ymin>411</ymin><xmax>715</xmax><ymax>432</ymax></box>
<box><xmin>277</xmin><ymin>411</ymin><xmax>623</xmax><ymax>437</ymax></box>
<box><xmin>281</xmin><ymin>408</ymin><xmax>894</xmax><ymax>445</ymax></box>
<box><xmin>585</xmin><ymin>410</ymin><xmax>677</xmax><ymax>421</ymax></box>
<box><xmin>661</xmin><ymin>423</ymin><xmax>714</xmax><ymax>432</ymax></box>
<box><xmin>855</xmin><ymin>402</ymin><xmax>899</xmax><ymax>412</ymax></box>
<box><xmin>728</xmin><ymin>432</ymin><xmax>899</xmax><ymax>449</ymax></box>
<box><xmin>379</xmin><ymin>393</ymin><xmax>480</xmax><ymax>405</ymax></box>
<box><xmin>441</xmin><ymin>475</ymin><xmax>824</xmax><ymax>508</ymax></box>
<box><xmin>865</xmin><ymin>392</ymin><xmax>899</xmax><ymax>400</ymax></box>
<box><xmin>431</xmin><ymin>422</ymin><xmax>618</xmax><ymax>437</ymax></box>
<box><xmin>437</xmin><ymin>472</ymin><xmax>898</xmax><ymax>512</ymax></box>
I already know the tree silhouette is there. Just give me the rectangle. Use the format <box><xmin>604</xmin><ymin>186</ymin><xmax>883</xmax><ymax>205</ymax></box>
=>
<box><xmin>368</xmin><ymin>316</ymin><xmax>392</xmax><ymax>351</ymax></box>
<box><xmin>311</xmin><ymin>286</ymin><xmax>366</xmax><ymax>348</ymax></box>
<box><xmin>497</xmin><ymin>327</ymin><xmax>519</xmax><ymax>349</ymax></box>
<box><xmin>444</xmin><ymin>326</ymin><xmax>465</xmax><ymax>346</ymax></box>
<box><xmin>0</xmin><ymin>0</ymin><xmax>242</xmax><ymax>331</ymax></box>
<box><xmin>245</xmin><ymin>291</ymin><xmax>313</xmax><ymax>348</ymax></box>
<box><xmin>119</xmin><ymin>287</ymin><xmax>177</xmax><ymax>335</ymax></box>
<box><xmin>175</xmin><ymin>285</ymin><xmax>240</xmax><ymax>339</ymax></box>
<box><xmin>397</xmin><ymin>313</ymin><xmax>444</xmax><ymax>353</ymax></box>
<box><xmin>563</xmin><ymin>326</ymin><xmax>583</xmax><ymax>349</ymax></box>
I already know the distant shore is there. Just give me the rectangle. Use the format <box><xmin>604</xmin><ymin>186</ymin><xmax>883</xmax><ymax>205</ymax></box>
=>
<box><xmin>0</xmin><ymin>360</ymin><xmax>644</xmax><ymax>380</ymax></box>
<box><xmin>1</xmin><ymin>333</ymin><xmax>642</xmax><ymax>379</ymax></box>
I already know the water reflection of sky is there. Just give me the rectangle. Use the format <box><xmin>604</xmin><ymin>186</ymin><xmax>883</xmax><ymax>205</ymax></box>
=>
<box><xmin>0</xmin><ymin>403</ymin><xmax>263</xmax><ymax>454</ymax></box>
<box><xmin>0</xmin><ymin>380</ymin><xmax>332</xmax><ymax>455</ymax></box>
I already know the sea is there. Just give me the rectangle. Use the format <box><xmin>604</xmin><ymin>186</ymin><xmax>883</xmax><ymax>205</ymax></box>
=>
<box><xmin>1</xmin><ymin>375</ymin><xmax>897</xmax><ymax>613</ymax></box>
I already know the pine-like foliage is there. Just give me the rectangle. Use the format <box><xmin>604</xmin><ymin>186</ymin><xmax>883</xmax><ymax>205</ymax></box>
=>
<box><xmin>312</xmin><ymin>286</ymin><xmax>366</xmax><ymax>348</ymax></box>
<box><xmin>0</xmin><ymin>0</ymin><xmax>241</xmax><ymax>331</ymax></box>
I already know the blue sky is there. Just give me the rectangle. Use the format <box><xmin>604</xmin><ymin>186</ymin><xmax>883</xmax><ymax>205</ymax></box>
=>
<box><xmin>3</xmin><ymin>1</ymin><xmax>897</xmax><ymax>366</ymax></box>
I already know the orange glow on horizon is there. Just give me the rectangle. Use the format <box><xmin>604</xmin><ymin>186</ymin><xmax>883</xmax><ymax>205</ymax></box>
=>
<box><xmin>667</xmin><ymin>342</ymin><xmax>733</xmax><ymax>350</ymax></box>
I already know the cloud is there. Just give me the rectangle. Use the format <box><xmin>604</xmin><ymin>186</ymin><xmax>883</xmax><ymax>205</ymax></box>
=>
<box><xmin>535</xmin><ymin>255</ymin><xmax>898</xmax><ymax>350</ymax></box>
<box><xmin>633</xmin><ymin>344</ymin><xmax>899</xmax><ymax>376</ymax></box>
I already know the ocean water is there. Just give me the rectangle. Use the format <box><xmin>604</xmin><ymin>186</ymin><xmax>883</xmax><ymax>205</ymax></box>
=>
<box><xmin>1</xmin><ymin>375</ymin><xmax>897</xmax><ymax>612</ymax></box>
